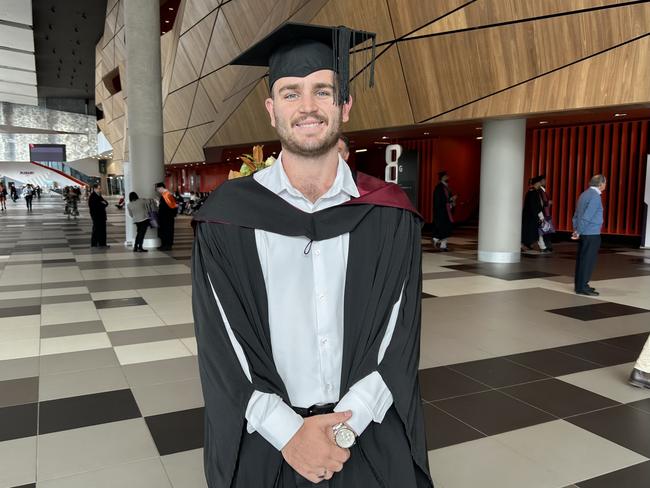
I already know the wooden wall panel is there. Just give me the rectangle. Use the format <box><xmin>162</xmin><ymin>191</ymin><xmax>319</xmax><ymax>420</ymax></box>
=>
<box><xmin>527</xmin><ymin>120</ymin><xmax>649</xmax><ymax>236</ymax></box>
<box><xmin>313</xmin><ymin>0</ymin><xmax>395</xmax><ymax>44</ymax></box>
<box><xmin>163</xmin><ymin>82</ymin><xmax>197</xmax><ymax>132</ymax></box>
<box><xmin>221</xmin><ymin>0</ymin><xmax>276</xmax><ymax>51</ymax></box>
<box><xmin>201</xmin><ymin>10</ymin><xmax>242</xmax><ymax>75</ymax></box>
<box><xmin>180</xmin><ymin>0</ymin><xmax>219</xmax><ymax>34</ymax></box>
<box><xmin>178</xmin><ymin>10</ymin><xmax>216</xmax><ymax>77</ymax></box>
<box><xmin>172</xmin><ymin>122</ymin><xmax>219</xmax><ymax>163</ymax></box>
<box><xmin>164</xmin><ymin>130</ymin><xmax>185</xmax><ymax>164</ymax></box>
<box><xmin>169</xmin><ymin>43</ymin><xmax>199</xmax><ymax>92</ymax></box>
<box><xmin>189</xmin><ymin>83</ymin><xmax>217</xmax><ymax>127</ymax></box>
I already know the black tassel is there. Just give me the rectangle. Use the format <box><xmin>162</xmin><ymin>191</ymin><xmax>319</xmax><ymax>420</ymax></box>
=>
<box><xmin>337</xmin><ymin>26</ymin><xmax>351</xmax><ymax>105</ymax></box>
<box><xmin>303</xmin><ymin>240</ymin><xmax>313</xmax><ymax>255</ymax></box>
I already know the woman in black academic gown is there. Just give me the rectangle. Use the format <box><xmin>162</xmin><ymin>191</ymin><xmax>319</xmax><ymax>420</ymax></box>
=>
<box><xmin>521</xmin><ymin>175</ymin><xmax>544</xmax><ymax>250</ymax></box>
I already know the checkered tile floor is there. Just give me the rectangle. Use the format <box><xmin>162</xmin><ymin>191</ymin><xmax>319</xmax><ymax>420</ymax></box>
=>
<box><xmin>1</xmin><ymin>195</ymin><xmax>649</xmax><ymax>487</ymax></box>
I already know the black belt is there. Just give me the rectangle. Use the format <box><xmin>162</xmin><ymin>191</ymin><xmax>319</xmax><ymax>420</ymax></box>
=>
<box><xmin>292</xmin><ymin>403</ymin><xmax>336</xmax><ymax>418</ymax></box>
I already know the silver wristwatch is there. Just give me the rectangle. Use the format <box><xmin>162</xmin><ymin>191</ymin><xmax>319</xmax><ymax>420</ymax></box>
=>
<box><xmin>332</xmin><ymin>422</ymin><xmax>356</xmax><ymax>448</ymax></box>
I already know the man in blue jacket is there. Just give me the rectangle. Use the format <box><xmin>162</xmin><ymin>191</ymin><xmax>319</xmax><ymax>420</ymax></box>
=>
<box><xmin>572</xmin><ymin>174</ymin><xmax>607</xmax><ymax>296</ymax></box>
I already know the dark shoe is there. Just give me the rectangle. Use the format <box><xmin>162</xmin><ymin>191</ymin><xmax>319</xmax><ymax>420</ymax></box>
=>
<box><xmin>629</xmin><ymin>368</ymin><xmax>650</xmax><ymax>389</ymax></box>
<box><xmin>440</xmin><ymin>247</ymin><xmax>449</xmax><ymax>252</ymax></box>
<box><xmin>137</xmin><ymin>248</ymin><xmax>149</xmax><ymax>253</ymax></box>
<box><xmin>541</xmin><ymin>249</ymin><xmax>552</xmax><ymax>254</ymax></box>
<box><xmin>576</xmin><ymin>289</ymin><xmax>599</xmax><ymax>296</ymax></box>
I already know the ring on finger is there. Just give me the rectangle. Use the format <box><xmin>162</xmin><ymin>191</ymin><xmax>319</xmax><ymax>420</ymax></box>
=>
<box><xmin>317</xmin><ymin>469</ymin><xmax>327</xmax><ymax>479</ymax></box>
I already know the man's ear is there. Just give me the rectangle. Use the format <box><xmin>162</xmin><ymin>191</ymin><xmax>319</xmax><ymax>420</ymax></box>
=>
<box><xmin>341</xmin><ymin>94</ymin><xmax>353</xmax><ymax>123</ymax></box>
<box><xmin>265</xmin><ymin>97</ymin><xmax>276</xmax><ymax>127</ymax></box>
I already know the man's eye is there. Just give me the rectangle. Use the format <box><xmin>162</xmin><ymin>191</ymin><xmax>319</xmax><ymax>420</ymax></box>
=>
<box><xmin>317</xmin><ymin>90</ymin><xmax>332</xmax><ymax>97</ymax></box>
<box><xmin>284</xmin><ymin>93</ymin><xmax>298</xmax><ymax>100</ymax></box>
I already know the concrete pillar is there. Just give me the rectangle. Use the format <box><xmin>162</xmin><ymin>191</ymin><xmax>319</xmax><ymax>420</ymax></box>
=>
<box><xmin>478</xmin><ymin>119</ymin><xmax>527</xmax><ymax>263</ymax></box>
<box><xmin>124</xmin><ymin>0</ymin><xmax>164</xmax><ymax>248</ymax></box>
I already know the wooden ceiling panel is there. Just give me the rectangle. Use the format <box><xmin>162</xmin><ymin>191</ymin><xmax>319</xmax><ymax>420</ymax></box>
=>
<box><xmin>221</xmin><ymin>0</ymin><xmax>276</xmax><ymax>50</ymax></box>
<box><xmin>112</xmin><ymin>91</ymin><xmax>125</xmax><ymax>119</ymax></box>
<box><xmin>432</xmin><ymin>35</ymin><xmax>650</xmax><ymax>123</ymax></box>
<box><xmin>399</xmin><ymin>3</ymin><xmax>650</xmax><ymax>122</ymax></box>
<box><xmin>163</xmin><ymin>82</ymin><xmax>197</xmax><ymax>132</ymax></box>
<box><xmin>172</xmin><ymin>121</ymin><xmax>219</xmax><ymax>163</ymax></box>
<box><xmin>100</xmin><ymin>38</ymin><xmax>115</xmax><ymax>70</ymax></box>
<box><xmin>164</xmin><ymin>130</ymin><xmax>185</xmax><ymax>163</ymax></box>
<box><xmin>288</xmin><ymin>0</ymin><xmax>329</xmax><ymax>23</ymax></box>
<box><xmin>409</xmin><ymin>0</ymin><xmax>635</xmax><ymax>37</ymax></box>
<box><xmin>179</xmin><ymin>10</ymin><xmax>216</xmax><ymax>76</ymax></box>
<box><xmin>103</xmin><ymin>4</ymin><xmax>118</xmax><ymax>48</ymax></box>
<box><xmin>189</xmin><ymin>82</ymin><xmax>218</xmax><ymax>127</ymax></box>
<box><xmin>386</xmin><ymin>0</ymin><xmax>469</xmax><ymax>38</ymax></box>
<box><xmin>115</xmin><ymin>0</ymin><xmax>124</xmax><ymax>32</ymax></box>
<box><xmin>201</xmin><ymin>10</ymin><xmax>240</xmax><ymax>76</ymax></box>
<box><xmin>114</xmin><ymin>29</ymin><xmax>126</xmax><ymax>67</ymax></box>
<box><xmin>169</xmin><ymin>43</ymin><xmax>199</xmax><ymax>92</ymax></box>
<box><xmin>312</xmin><ymin>0</ymin><xmax>396</xmax><ymax>44</ymax></box>
<box><xmin>180</xmin><ymin>0</ymin><xmax>220</xmax><ymax>34</ymax></box>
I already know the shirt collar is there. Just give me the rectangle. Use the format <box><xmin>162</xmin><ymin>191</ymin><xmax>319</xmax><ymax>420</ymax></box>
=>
<box><xmin>590</xmin><ymin>186</ymin><xmax>602</xmax><ymax>195</ymax></box>
<box><xmin>261</xmin><ymin>152</ymin><xmax>360</xmax><ymax>200</ymax></box>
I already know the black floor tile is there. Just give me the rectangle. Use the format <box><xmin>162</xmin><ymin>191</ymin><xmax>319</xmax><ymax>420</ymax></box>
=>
<box><xmin>422</xmin><ymin>403</ymin><xmax>485</xmax><ymax>450</ymax></box>
<box><xmin>0</xmin><ymin>403</ymin><xmax>37</xmax><ymax>442</ymax></box>
<box><xmin>419</xmin><ymin>367</ymin><xmax>489</xmax><ymax>401</ymax></box>
<box><xmin>0</xmin><ymin>377</ymin><xmax>39</xmax><ymax>408</ymax></box>
<box><xmin>93</xmin><ymin>297</ymin><xmax>148</xmax><ymax>309</ymax></box>
<box><xmin>39</xmin><ymin>389</ymin><xmax>141</xmax><ymax>434</ymax></box>
<box><xmin>548</xmin><ymin>302</ymin><xmax>650</xmax><ymax>321</ymax></box>
<box><xmin>505</xmin><ymin>349</ymin><xmax>602</xmax><ymax>376</ymax></box>
<box><xmin>448</xmin><ymin>357</ymin><xmax>548</xmax><ymax>388</ymax></box>
<box><xmin>501</xmin><ymin>378</ymin><xmax>619</xmax><ymax>418</ymax></box>
<box><xmin>554</xmin><ymin>341</ymin><xmax>639</xmax><ymax>367</ymax></box>
<box><xmin>576</xmin><ymin>460</ymin><xmax>650</xmax><ymax>488</ymax></box>
<box><xmin>434</xmin><ymin>390</ymin><xmax>554</xmax><ymax>436</ymax></box>
<box><xmin>627</xmin><ymin>398</ymin><xmax>650</xmax><ymax>414</ymax></box>
<box><xmin>599</xmin><ymin>333</ymin><xmax>650</xmax><ymax>353</ymax></box>
<box><xmin>567</xmin><ymin>405</ymin><xmax>650</xmax><ymax>457</ymax></box>
<box><xmin>145</xmin><ymin>407</ymin><xmax>204</xmax><ymax>456</ymax></box>
<box><xmin>0</xmin><ymin>305</ymin><xmax>41</xmax><ymax>318</ymax></box>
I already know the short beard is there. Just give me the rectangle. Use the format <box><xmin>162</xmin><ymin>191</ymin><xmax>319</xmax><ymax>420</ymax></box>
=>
<box><xmin>275</xmin><ymin>109</ymin><xmax>342</xmax><ymax>158</ymax></box>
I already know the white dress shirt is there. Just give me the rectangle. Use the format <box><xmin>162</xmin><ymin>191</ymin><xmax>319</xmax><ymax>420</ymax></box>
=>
<box><xmin>208</xmin><ymin>154</ymin><xmax>400</xmax><ymax>451</ymax></box>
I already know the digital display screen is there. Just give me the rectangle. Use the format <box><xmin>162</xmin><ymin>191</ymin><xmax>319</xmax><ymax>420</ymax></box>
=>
<box><xmin>29</xmin><ymin>144</ymin><xmax>66</xmax><ymax>162</ymax></box>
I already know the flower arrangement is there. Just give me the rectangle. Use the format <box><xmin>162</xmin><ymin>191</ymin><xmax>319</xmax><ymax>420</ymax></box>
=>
<box><xmin>228</xmin><ymin>145</ymin><xmax>276</xmax><ymax>179</ymax></box>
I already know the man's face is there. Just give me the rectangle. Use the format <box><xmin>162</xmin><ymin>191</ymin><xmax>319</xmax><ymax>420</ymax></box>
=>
<box><xmin>337</xmin><ymin>138</ymin><xmax>350</xmax><ymax>162</ymax></box>
<box><xmin>599</xmin><ymin>182</ymin><xmax>607</xmax><ymax>192</ymax></box>
<box><xmin>442</xmin><ymin>174</ymin><xmax>449</xmax><ymax>183</ymax></box>
<box><xmin>265</xmin><ymin>69</ymin><xmax>352</xmax><ymax>158</ymax></box>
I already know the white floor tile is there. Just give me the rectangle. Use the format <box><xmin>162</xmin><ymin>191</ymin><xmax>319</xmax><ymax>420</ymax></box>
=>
<box><xmin>41</xmin><ymin>301</ymin><xmax>98</xmax><ymax>326</ymax></box>
<box><xmin>114</xmin><ymin>339</ymin><xmax>193</xmax><ymax>366</ymax></box>
<box><xmin>559</xmin><ymin>363</ymin><xmax>650</xmax><ymax>404</ymax></box>
<box><xmin>40</xmin><ymin>332</ymin><xmax>112</xmax><ymax>356</ymax></box>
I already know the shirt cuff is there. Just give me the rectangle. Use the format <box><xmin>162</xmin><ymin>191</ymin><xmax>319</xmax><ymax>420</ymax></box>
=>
<box><xmin>245</xmin><ymin>390</ymin><xmax>304</xmax><ymax>451</ymax></box>
<box><xmin>334</xmin><ymin>371</ymin><xmax>393</xmax><ymax>436</ymax></box>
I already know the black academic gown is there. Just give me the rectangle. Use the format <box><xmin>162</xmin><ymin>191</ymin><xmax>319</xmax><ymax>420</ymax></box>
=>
<box><xmin>432</xmin><ymin>182</ymin><xmax>453</xmax><ymax>240</ymax></box>
<box><xmin>158</xmin><ymin>193</ymin><xmax>176</xmax><ymax>248</ymax></box>
<box><xmin>88</xmin><ymin>191</ymin><xmax>108</xmax><ymax>246</ymax></box>
<box><xmin>192</xmin><ymin>173</ymin><xmax>433</xmax><ymax>488</ymax></box>
<box><xmin>521</xmin><ymin>188</ymin><xmax>543</xmax><ymax>247</ymax></box>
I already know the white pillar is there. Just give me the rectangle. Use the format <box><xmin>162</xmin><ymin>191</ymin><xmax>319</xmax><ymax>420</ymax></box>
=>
<box><xmin>478</xmin><ymin>119</ymin><xmax>527</xmax><ymax>263</ymax></box>
<box><xmin>124</xmin><ymin>0</ymin><xmax>164</xmax><ymax>248</ymax></box>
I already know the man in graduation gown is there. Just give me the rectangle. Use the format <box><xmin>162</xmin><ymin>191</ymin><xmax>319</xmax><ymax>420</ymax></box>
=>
<box><xmin>88</xmin><ymin>184</ymin><xmax>109</xmax><ymax>247</ymax></box>
<box><xmin>431</xmin><ymin>171</ymin><xmax>456</xmax><ymax>251</ymax></box>
<box><xmin>521</xmin><ymin>175</ymin><xmax>545</xmax><ymax>250</ymax></box>
<box><xmin>192</xmin><ymin>22</ymin><xmax>433</xmax><ymax>488</ymax></box>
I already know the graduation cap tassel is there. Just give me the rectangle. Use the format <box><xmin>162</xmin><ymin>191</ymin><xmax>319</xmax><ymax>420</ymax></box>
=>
<box><xmin>337</xmin><ymin>26</ymin><xmax>351</xmax><ymax>104</ymax></box>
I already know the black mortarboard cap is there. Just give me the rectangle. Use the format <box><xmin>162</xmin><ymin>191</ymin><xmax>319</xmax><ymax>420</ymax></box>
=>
<box><xmin>229</xmin><ymin>22</ymin><xmax>377</xmax><ymax>104</ymax></box>
<box><xmin>530</xmin><ymin>175</ymin><xmax>545</xmax><ymax>184</ymax></box>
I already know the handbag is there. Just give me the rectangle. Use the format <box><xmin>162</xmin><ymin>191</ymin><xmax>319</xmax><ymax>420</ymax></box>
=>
<box><xmin>539</xmin><ymin>218</ymin><xmax>555</xmax><ymax>235</ymax></box>
<box><xmin>148</xmin><ymin>209</ymin><xmax>159</xmax><ymax>228</ymax></box>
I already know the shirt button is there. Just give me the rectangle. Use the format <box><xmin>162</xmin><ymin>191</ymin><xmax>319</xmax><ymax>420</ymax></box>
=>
<box><xmin>320</xmin><ymin>337</ymin><xmax>328</xmax><ymax>345</ymax></box>
<box><xmin>319</xmin><ymin>293</ymin><xmax>326</xmax><ymax>302</ymax></box>
<box><xmin>326</xmin><ymin>383</ymin><xmax>333</xmax><ymax>391</ymax></box>
<box><xmin>314</xmin><ymin>249</ymin><xmax>321</xmax><ymax>256</ymax></box>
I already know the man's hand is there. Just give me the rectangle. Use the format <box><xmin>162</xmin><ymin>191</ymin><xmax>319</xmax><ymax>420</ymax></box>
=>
<box><xmin>571</xmin><ymin>231</ymin><xmax>580</xmax><ymax>240</ymax></box>
<box><xmin>281</xmin><ymin>411</ymin><xmax>352</xmax><ymax>483</ymax></box>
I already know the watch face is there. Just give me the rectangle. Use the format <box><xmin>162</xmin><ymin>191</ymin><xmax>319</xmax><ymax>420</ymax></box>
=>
<box><xmin>335</xmin><ymin>427</ymin><xmax>356</xmax><ymax>448</ymax></box>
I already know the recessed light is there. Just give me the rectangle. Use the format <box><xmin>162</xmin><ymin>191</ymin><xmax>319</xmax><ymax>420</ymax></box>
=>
<box><xmin>475</xmin><ymin>127</ymin><xmax>481</xmax><ymax>130</ymax></box>
<box><xmin>355</xmin><ymin>149</ymin><xmax>368</xmax><ymax>153</ymax></box>
<box><xmin>381</xmin><ymin>136</ymin><xmax>388</xmax><ymax>139</ymax></box>
<box><xmin>423</xmin><ymin>132</ymin><xmax>430</xmax><ymax>135</ymax></box>
<box><xmin>476</xmin><ymin>136</ymin><xmax>483</xmax><ymax>140</ymax></box>
<box><xmin>614</xmin><ymin>113</ymin><xmax>627</xmax><ymax>117</ymax></box>
<box><xmin>165</xmin><ymin>20</ymin><xmax>170</xmax><ymax>23</ymax></box>
<box><xmin>169</xmin><ymin>7</ymin><xmax>174</xmax><ymax>10</ymax></box>
<box><xmin>539</xmin><ymin>121</ymin><xmax>549</xmax><ymax>125</ymax></box>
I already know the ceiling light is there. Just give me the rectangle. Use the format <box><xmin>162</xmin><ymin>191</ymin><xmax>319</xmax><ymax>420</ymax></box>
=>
<box><xmin>614</xmin><ymin>113</ymin><xmax>627</xmax><ymax>117</ymax></box>
<box><xmin>169</xmin><ymin>7</ymin><xmax>174</xmax><ymax>10</ymax></box>
<box><xmin>539</xmin><ymin>121</ymin><xmax>549</xmax><ymax>125</ymax></box>
<box><xmin>355</xmin><ymin>149</ymin><xmax>368</xmax><ymax>153</ymax></box>
<box><xmin>476</xmin><ymin>136</ymin><xmax>483</xmax><ymax>140</ymax></box>
<box><xmin>423</xmin><ymin>132</ymin><xmax>430</xmax><ymax>135</ymax></box>
<box><xmin>381</xmin><ymin>136</ymin><xmax>388</xmax><ymax>139</ymax></box>
<box><xmin>165</xmin><ymin>20</ymin><xmax>170</xmax><ymax>23</ymax></box>
<box><xmin>475</xmin><ymin>127</ymin><xmax>481</xmax><ymax>130</ymax></box>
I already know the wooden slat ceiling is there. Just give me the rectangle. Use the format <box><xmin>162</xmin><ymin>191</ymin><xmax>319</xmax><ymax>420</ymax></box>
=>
<box><xmin>96</xmin><ymin>0</ymin><xmax>650</xmax><ymax>164</ymax></box>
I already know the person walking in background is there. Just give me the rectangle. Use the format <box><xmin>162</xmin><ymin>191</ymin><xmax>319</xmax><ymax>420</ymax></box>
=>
<box><xmin>572</xmin><ymin>174</ymin><xmax>606</xmax><ymax>296</ymax></box>
<box><xmin>155</xmin><ymin>182</ymin><xmax>177</xmax><ymax>251</ymax></box>
<box><xmin>521</xmin><ymin>175</ymin><xmax>546</xmax><ymax>251</ymax></box>
<box><xmin>432</xmin><ymin>171</ymin><xmax>456</xmax><ymax>251</ymax></box>
<box><xmin>0</xmin><ymin>182</ymin><xmax>6</xmax><ymax>211</ymax></box>
<box><xmin>537</xmin><ymin>175</ymin><xmax>554</xmax><ymax>252</ymax></box>
<box><xmin>629</xmin><ymin>337</ymin><xmax>650</xmax><ymax>389</ymax></box>
<box><xmin>23</xmin><ymin>184</ymin><xmax>34</xmax><ymax>212</ymax></box>
<box><xmin>9</xmin><ymin>183</ymin><xmax>17</xmax><ymax>202</ymax></box>
<box><xmin>337</xmin><ymin>134</ymin><xmax>350</xmax><ymax>162</ymax></box>
<box><xmin>88</xmin><ymin>184</ymin><xmax>109</xmax><ymax>248</ymax></box>
<box><xmin>127</xmin><ymin>192</ymin><xmax>150</xmax><ymax>253</ymax></box>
